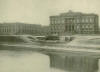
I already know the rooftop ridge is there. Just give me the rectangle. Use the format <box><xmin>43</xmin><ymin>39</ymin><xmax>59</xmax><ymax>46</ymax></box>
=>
<box><xmin>59</xmin><ymin>10</ymin><xmax>98</xmax><ymax>16</ymax></box>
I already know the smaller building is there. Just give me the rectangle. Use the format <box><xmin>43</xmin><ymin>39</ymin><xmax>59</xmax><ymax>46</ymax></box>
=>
<box><xmin>0</xmin><ymin>23</ymin><xmax>48</xmax><ymax>35</ymax></box>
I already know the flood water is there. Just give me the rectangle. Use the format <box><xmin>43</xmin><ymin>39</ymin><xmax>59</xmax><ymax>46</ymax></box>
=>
<box><xmin>0</xmin><ymin>50</ymin><xmax>100</xmax><ymax>72</ymax></box>
<box><xmin>0</xmin><ymin>50</ymin><xmax>50</xmax><ymax>72</ymax></box>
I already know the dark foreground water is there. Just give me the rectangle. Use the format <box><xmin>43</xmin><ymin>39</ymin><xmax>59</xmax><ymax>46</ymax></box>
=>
<box><xmin>0</xmin><ymin>50</ymin><xmax>100</xmax><ymax>72</ymax></box>
<box><xmin>50</xmin><ymin>55</ymin><xmax>99</xmax><ymax>72</ymax></box>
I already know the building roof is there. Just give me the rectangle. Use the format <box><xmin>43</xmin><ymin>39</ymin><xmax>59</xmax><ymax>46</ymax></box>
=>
<box><xmin>59</xmin><ymin>10</ymin><xmax>98</xmax><ymax>17</ymax></box>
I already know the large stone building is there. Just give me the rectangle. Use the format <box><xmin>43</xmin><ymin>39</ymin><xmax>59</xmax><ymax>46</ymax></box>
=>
<box><xmin>50</xmin><ymin>11</ymin><xmax>99</xmax><ymax>35</ymax></box>
<box><xmin>0</xmin><ymin>23</ymin><xmax>48</xmax><ymax>35</ymax></box>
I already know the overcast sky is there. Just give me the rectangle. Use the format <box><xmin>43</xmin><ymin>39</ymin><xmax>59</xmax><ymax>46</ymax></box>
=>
<box><xmin>0</xmin><ymin>0</ymin><xmax>100</xmax><ymax>25</ymax></box>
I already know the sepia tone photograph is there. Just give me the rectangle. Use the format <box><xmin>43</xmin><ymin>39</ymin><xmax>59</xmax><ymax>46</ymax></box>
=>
<box><xmin>0</xmin><ymin>0</ymin><xmax>100</xmax><ymax>72</ymax></box>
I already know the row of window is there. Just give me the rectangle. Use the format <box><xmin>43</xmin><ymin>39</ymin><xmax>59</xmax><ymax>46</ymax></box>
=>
<box><xmin>50</xmin><ymin>18</ymin><xmax>95</xmax><ymax>24</ymax></box>
<box><xmin>50</xmin><ymin>25</ymin><xmax>94</xmax><ymax>31</ymax></box>
<box><xmin>51</xmin><ymin>31</ymin><xmax>95</xmax><ymax>34</ymax></box>
<box><xmin>65</xmin><ymin>18</ymin><xmax>95</xmax><ymax>23</ymax></box>
<box><xmin>0</xmin><ymin>29</ymin><xmax>44</xmax><ymax>33</ymax></box>
<box><xmin>0</xmin><ymin>29</ymin><xmax>16</xmax><ymax>33</ymax></box>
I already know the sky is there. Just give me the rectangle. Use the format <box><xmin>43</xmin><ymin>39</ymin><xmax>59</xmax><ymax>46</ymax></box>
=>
<box><xmin>0</xmin><ymin>0</ymin><xmax>100</xmax><ymax>25</ymax></box>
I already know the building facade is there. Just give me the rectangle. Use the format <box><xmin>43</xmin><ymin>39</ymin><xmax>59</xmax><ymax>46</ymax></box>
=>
<box><xmin>50</xmin><ymin>11</ymin><xmax>99</xmax><ymax>35</ymax></box>
<box><xmin>0</xmin><ymin>23</ymin><xmax>48</xmax><ymax>35</ymax></box>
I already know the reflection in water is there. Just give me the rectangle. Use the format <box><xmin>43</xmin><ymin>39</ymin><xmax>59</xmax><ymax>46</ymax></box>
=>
<box><xmin>98</xmin><ymin>60</ymin><xmax>100</xmax><ymax>72</ymax></box>
<box><xmin>0</xmin><ymin>50</ymin><xmax>100</xmax><ymax>72</ymax></box>
<box><xmin>0</xmin><ymin>50</ymin><xmax>50</xmax><ymax>72</ymax></box>
<box><xmin>50</xmin><ymin>55</ymin><xmax>99</xmax><ymax>72</ymax></box>
<box><xmin>65</xmin><ymin>56</ymin><xmax>98</xmax><ymax>72</ymax></box>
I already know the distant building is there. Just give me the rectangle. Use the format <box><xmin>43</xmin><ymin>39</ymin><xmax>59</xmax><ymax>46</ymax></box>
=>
<box><xmin>50</xmin><ymin>10</ymin><xmax>99</xmax><ymax>35</ymax></box>
<box><xmin>0</xmin><ymin>23</ymin><xmax>17</xmax><ymax>35</ymax></box>
<box><xmin>0</xmin><ymin>23</ymin><xmax>45</xmax><ymax>35</ymax></box>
